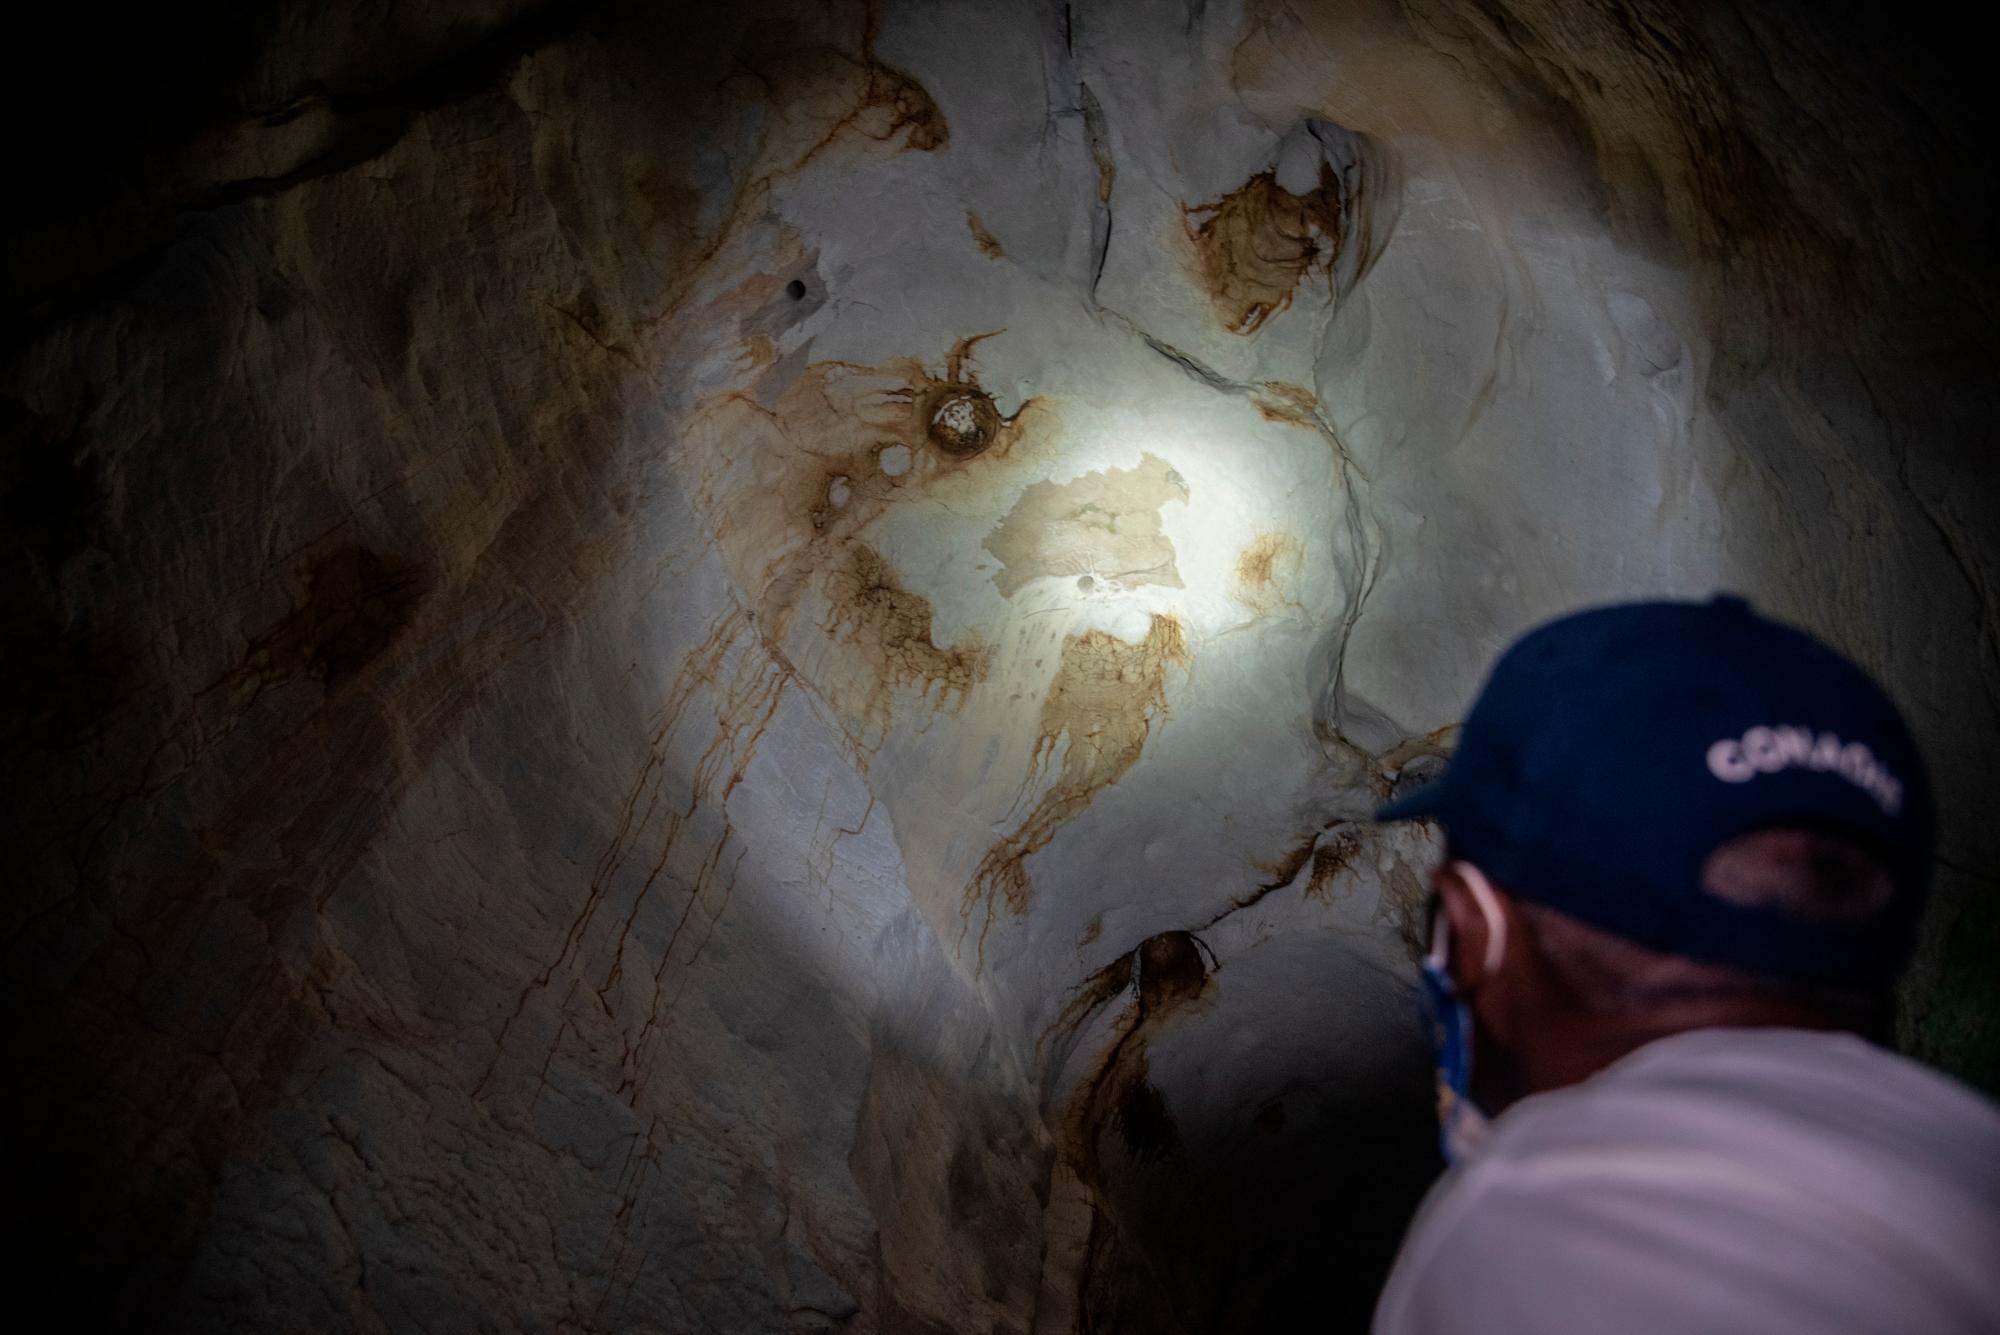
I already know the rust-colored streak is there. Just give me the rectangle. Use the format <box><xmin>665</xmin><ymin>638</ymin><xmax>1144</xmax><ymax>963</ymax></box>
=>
<box><xmin>477</xmin><ymin>607</ymin><xmax>766</xmax><ymax>1098</ymax></box>
<box><xmin>1038</xmin><ymin>952</ymin><xmax>1136</xmax><ymax>1070</ymax></box>
<box><xmin>1253</xmin><ymin>831</ymin><xmax>1318</xmax><ymax>889</ymax></box>
<box><xmin>964</xmin><ymin>615</ymin><xmax>1189</xmax><ymax>937</ymax></box>
<box><xmin>516</xmin><ymin>331</ymin><xmax>1035</xmax><ymax>1114</ymax></box>
<box><xmin>1081</xmin><ymin>85</ymin><xmax>1115</xmax><ymax>204</ymax></box>
<box><xmin>598</xmin><ymin>625</ymin><xmax>787</xmax><ymax>1005</ymax></box>
<box><xmin>849</xmin><ymin>60</ymin><xmax>950</xmax><ymax>153</ymax></box>
<box><xmin>1304</xmin><ymin>827</ymin><xmax>1365</xmax><ymax>902</ymax></box>
<box><xmin>1182</xmin><ymin>163</ymin><xmax>1345</xmax><ymax>335</ymax></box>
<box><xmin>1091</xmin><ymin>135</ymin><xmax>1115</xmax><ymax>205</ymax></box>
<box><xmin>510</xmin><ymin>602</ymin><xmax>794</xmax><ymax>1119</ymax></box>
<box><xmin>683</xmin><ymin>334</ymin><xmax>1027</xmax><ymax>747</ymax></box>
<box><xmin>822</xmin><ymin>545</ymin><xmax>986</xmax><ymax>730</ymax></box>
<box><xmin>1250</xmin><ymin>379</ymin><xmax>1321</xmax><ymax>427</ymax></box>
<box><xmin>1048</xmin><ymin>931</ymin><xmax>1215</xmax><ymax>1187</ymax></box>
<box><xmin>757</xmin><ymin>42</ymin><xmax>950</xmax><ymax>177</ymax></box>
<box><xmin>966</xmin><ymin>210</ymin><xmax>1004</xmax><ymax>259</ymax></box>
<box><xmin>628</xmin><ymin>30</ymin><xmax>951</xmax><ymax>343</ymax></box>
<box><xmin>942</xmin><ymin>328</ymin><xmax>1004</xmax><ymax>383</ymax></box>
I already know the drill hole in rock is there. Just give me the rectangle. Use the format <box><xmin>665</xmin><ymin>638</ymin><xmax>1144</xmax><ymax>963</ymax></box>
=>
<box><xmin>925</xmin><ymin>387</ymin><xmax>1000</xmax><ymax>457</ymax></box>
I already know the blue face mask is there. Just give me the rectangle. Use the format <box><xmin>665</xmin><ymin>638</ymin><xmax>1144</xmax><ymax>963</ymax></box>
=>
<box><xmin>1419</xmin><ymin>882</ymin><xmax>1498</xmax><ymax>1164</ymax></box>
<box><xmin>1419</xmin><ymin>947</ymin><xmax>1490</xmax><ymax>1164</ymax></box>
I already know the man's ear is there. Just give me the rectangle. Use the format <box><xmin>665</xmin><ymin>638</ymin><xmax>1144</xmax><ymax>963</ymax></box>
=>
<box><xmin>1431</xmin><ymin>861</ymin><xmax>1510</xmax><ymax>992</ymax></box>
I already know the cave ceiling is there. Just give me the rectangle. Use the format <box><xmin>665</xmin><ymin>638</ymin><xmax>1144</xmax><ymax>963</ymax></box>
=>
<box><xmin>2</xmin><ymin>0</ymin><xmax>1993</xmax><ymax>1330</ymax></box>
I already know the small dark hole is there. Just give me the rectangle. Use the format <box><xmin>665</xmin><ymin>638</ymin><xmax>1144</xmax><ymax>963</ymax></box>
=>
<box><xmin>785</xmin><ymin>279</ymin><xmax>807</xmax><ymax>301</ymax></box>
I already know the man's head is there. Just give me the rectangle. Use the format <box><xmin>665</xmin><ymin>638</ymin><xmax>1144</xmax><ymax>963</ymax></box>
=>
<box><xmin>1378</xmin><ymin>595</ymin><xmax>1933</xmax><ymax>1116</ymax></box>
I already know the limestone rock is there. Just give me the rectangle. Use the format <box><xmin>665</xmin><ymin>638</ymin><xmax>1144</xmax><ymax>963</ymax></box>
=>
<box><xmin>2</xmin><ymin>1</ymin><xmax>1992</xmax><ymax>1330</ymax></box>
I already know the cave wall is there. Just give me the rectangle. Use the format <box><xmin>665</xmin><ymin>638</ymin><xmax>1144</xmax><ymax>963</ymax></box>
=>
<box><xmin>3</xmin><ymin>1</ymin><xmax>1993</xmax><ymax>1330</ymax></box>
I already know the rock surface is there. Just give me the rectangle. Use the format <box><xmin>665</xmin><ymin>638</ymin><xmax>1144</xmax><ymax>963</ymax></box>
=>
<box><xmin>3</xmin><ymin>1</ymin><xmax>1993</xmax><ymax>1330</ymax></box>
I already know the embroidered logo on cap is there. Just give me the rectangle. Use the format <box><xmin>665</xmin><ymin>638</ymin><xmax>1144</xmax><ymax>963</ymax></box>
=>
<box><xmin>1705</xmin><ymin>725</ymin><xmax>1903</xmax><ymax>816</ymax></box>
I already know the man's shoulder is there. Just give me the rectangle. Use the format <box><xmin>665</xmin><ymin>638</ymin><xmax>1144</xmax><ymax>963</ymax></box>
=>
<box><xmin>1507</xmin><ymin>1027</ymin><xmax>2000</xmax><ymax>1158</ymax></box>
<box><xmin>1471</xmin><ymin>1027</ymin><xmax>2000</xmax><ymax>1206</ymax></box>
<box><xmin>1374</xmin><ymin>1030</ymin><xmax>2000</xmax><ymax>1334</ymax></box>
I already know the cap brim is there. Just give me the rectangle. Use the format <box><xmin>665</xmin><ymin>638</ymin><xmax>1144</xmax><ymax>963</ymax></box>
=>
<box><xmin>1374</xmin><ymin>776</ymin><xmax>1450</xmax><ymax>823</ymax></box>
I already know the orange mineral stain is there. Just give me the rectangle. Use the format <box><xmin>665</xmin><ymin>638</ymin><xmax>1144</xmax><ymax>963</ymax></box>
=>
<box><xmin>679</xmin><ymin>333</ymin><xmax>1032</xmax><ymax>745</ymax></box>
<box><xmin>1183</xmin><ymin>163</ymin><xmax>1345</xmax><ymax>335</ymax></box>
<box><xmin>964</xmin><ymin>614</ymin><xmax>1190</xmax><ymax>942</ymax></box>
<box><xmin>1234</xmin><ymin>531</ymin><xmax>1304</xmax><ymax>614</ymax></box>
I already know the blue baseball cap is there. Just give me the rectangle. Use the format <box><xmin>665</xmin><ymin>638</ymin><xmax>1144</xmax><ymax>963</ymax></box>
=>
<box><xmin>1376</xmin><ymin>594</ymin><xmax>1934</xmax><ymax>986</ymax></box>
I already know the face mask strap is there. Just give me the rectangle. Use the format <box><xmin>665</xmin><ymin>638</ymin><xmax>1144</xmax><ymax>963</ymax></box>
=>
<box><xmin>1434</xmin><ymin>861</ymin><xmax>1509</xmax><ymax>980</ymax></box>
<box><xmin>1419</xmin><ymin>864</ymin><xmax>1508</xmax><ymax>1164</ymax></box>
<box><xmin>1425</xmin><ymin>900</ymin><xmax>1453</xmax><ymax>970</ymax></box>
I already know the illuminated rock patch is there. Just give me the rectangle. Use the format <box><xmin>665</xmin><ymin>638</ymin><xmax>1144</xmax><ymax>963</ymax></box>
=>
<box><xmin>982</xmin><ymin>453</ymin><xmax>1191</xmax><ymax>597</ymax></box>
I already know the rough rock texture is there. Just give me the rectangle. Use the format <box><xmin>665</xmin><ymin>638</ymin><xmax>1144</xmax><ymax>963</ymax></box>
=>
<box><xmin>3</xmin><ymin>1</ymin><xmax>1993</xmax><ymax>1330</ymax></box>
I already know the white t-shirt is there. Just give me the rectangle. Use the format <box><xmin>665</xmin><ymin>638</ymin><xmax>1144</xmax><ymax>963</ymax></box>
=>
<box><xmin>1374</xmin><ymin>1027</ymin><xmax>2000</xmax><ymax>1334</ymax></box>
